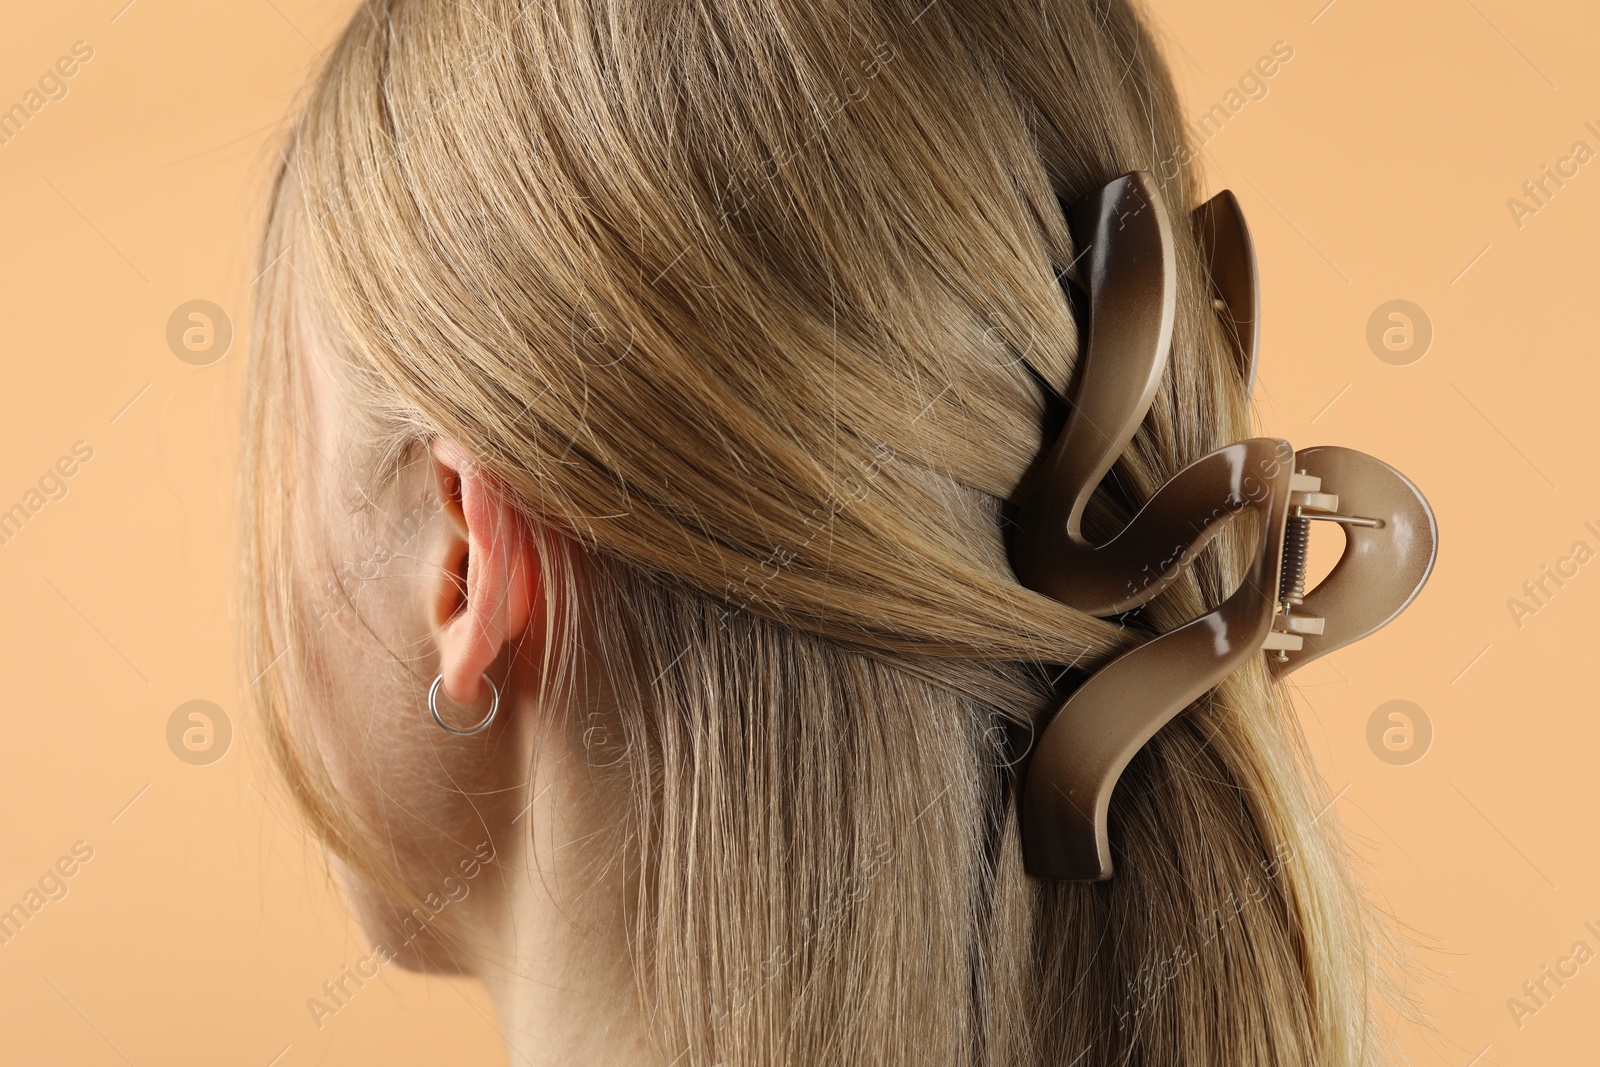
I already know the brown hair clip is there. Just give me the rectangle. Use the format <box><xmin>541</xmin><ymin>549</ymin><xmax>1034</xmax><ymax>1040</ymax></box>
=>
<box><xmin>1008</xmin><ymin>171</ymin><xmax>1438</xmax><ymax>882</ymax></box>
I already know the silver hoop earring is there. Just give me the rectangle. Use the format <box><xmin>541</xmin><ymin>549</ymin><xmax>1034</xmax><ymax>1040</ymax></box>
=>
<box><xmin>428</xmin><ymin>673</ymin><xmax>500</xmax><ymax>735</ymax></box>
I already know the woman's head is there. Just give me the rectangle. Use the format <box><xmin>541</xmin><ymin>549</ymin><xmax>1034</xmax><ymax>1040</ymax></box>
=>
<box><xmin>242</xmin><ymin>0</ymin><xmax>1400</xmax><ymax>1062</ymax></box>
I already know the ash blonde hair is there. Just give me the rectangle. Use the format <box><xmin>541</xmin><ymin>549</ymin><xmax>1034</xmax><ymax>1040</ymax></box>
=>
<box><xmin>240</xmin><ymin>0</ymin><xmax>1409</xmax><ymax>1062</ymax></box>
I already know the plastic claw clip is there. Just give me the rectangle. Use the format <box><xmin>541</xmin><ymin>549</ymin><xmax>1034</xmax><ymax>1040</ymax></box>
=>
<box><xmin>1007</xmin><ymin>170</ymin><xmax>1438</xmax><ymax>882</ymax></box>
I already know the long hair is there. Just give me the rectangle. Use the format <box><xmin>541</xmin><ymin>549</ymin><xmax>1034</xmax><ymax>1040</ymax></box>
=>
<box><xmin>239</xmin><ymin>0</ymin><xmax>1406</xmax><ymax>1062</ymax></box>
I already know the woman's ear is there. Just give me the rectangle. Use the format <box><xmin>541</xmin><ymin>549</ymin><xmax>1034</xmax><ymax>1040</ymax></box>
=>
<box><xmin>428</xmin><ymin>437</ymin><xmax>541</xmax><ymax>707</ymax></box>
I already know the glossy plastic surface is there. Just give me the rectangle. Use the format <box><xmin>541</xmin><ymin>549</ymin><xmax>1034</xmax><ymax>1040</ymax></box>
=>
<box><xmin>1010</xmin><ymin>170</ymin><xmax>1438</xmax><ymax>881</ymax></box>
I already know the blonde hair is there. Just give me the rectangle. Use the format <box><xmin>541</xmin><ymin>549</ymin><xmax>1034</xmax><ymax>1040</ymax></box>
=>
<box><xmin>240</xmin><ymin>0</ymin><xmax>1407</xmax><ymax>1062</ymax></box>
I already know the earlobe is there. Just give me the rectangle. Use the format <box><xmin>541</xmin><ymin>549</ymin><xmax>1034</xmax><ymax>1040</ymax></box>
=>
<box><xmin>427</xmin><ymin>437</ymin><xmax>541</xmax><ymax>709</ymax></box>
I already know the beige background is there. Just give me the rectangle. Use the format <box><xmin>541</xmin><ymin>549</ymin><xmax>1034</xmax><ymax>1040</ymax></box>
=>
<box><xmin>0</xmin><ymin>0</ymin><xmax>1591</xmax><ymax>1063</ymax></box>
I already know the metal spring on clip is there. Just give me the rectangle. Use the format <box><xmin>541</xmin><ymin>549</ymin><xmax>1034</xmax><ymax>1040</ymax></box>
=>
<box><xmin>1280</xmin><ymin>513</ymin><xmax>1310</xmax><ymax>607</ymax></box>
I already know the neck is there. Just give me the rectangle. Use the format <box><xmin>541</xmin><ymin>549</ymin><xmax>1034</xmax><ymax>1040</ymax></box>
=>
<box><xmin>474</xmin><ymin>736</ymin><xmax>658</xmax><ymax>1065</ymax></box>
